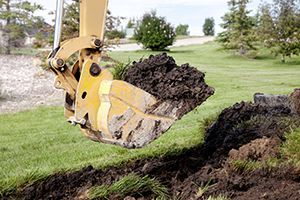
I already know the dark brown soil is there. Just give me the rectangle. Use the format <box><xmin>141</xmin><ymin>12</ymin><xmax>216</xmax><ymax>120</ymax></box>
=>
<box><xmin>5</xmin><ymin>100</ymin><xmax>300</xmax><ymax>200</ymax></box>
<box><xmin>123</xmin><ymin>53</ymin><xmax>215</xmax><ymax>118</ymax></box>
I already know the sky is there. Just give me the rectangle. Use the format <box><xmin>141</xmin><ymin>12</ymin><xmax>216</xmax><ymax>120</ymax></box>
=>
<box><xmin>31</xmin><ymin>0</ymin><xmax>271</xmax><ymax>35</ymax></box>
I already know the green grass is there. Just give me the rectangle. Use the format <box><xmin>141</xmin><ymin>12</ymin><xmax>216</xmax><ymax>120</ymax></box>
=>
<box><xmin>282</xmin><ymin>128</ymin><xmax>300</xmax><ymax>165</ymax></box>
<box><xmin>175</xmin><ymin>35</ymin><xmax>202</xmax><ymax>40</ymax></box>
<box><xmin>10</xmin><ymin>47</ymin><xmax>40</xmax><ymax>56</ymax></box>
<box><xmin>1</xmin><ymin>42</ymin><xmax>300</xmax><ymax>194</ymax></box>
<box><xmin>207</xmin><ymin>195</ymin><xmax>230</xmax><ymax>200</ymax></box>
<box><xmin>88</xmin><ymin>174</ymin><xmax>169</xmax><ymax>200</ymax></box>
<box><xmin>195</xmin><ymin>181</ymin><xmax>213</xmax><ymax>198</ymax></box>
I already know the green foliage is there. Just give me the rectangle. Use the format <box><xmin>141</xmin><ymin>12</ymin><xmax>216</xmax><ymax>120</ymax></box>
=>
<box><xmin>231</xmin><ymin>159</ymin><xmax>262</xmax><ymax>172</ymax></box>
<box><xmin>195</xmin><ymin>181</ymin><xmax>213</xmax><ymax>198</ymax></box>
<box><xmin>106</xmin><ymin>29</ymin><xmax>126</xmax><ymax>40</ymax></box>
<box><xmin>62</xmin><ymin>0</ymin><xmax>79</xmax><ymax>41</ymax></box>
<box><xmin>111</xmin><ymin>62</ymin><xmax>129</xmax><ymax>80</ymax></box>
<box><xmin>203</xmin><ymin>18</ymin><xmax>215</xmax><ymax>36</ymax></box>
<box><xmin>60</xmin><ymin>0</ymin><xmax>124</xmax><ymax>42</ymax></box>
<box><xmin>88</xmin><ymin>174</ymin><xmax>169</xmax><ymax>200</ymax></box>
<box><xmin>33</xmin><ymin>32</ymin><xmax>47</xmax><ymax>49</ymax></box>
<box><xmin>175</xmin><ymin>24</ymin><xmax>190</xmax><ymax>36</ymax></box>
<box><xmin>126</xmin><ymin>18</ymin><xmax>136</xmax><ymax>29</ymax></box>
<box><xmin>0</xmin><ymin>0</ymin><xmax>43</xmax><ymax>54</ymax></box>
<box><xmin>207</xmin><ymin>195</ymin><xmax>231</xmax><ymax>200</ymax></box>
<box><xmin>282</xmin><ymin>128</ymin><xmax>300</xmax><ymax>165</ymax></box>
<box><xmin>257</xmin><ymin>0</ymin><xmax>300</xmax><ymax>62</ymax></box>
<box><xmin>257</xmin><ymin>4</ymin><xmax>274</xmax><ymax>44</ymax></box>
<box><xmin>218</xmin><ymin>0</ymin><xmax>258</xmax><ymax>55</ymax></box>
<box><xmin>134</xmin><ymin>11</ymin><xmax>176</xmax><ymax>51</ymax></box>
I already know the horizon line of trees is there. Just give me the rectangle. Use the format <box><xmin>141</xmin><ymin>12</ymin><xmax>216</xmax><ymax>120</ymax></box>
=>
<box><xmin>218</xmin><ymin>0</ymin><xmax>300</xmax><ymax>62</ymax></box>
<box><xmin>0</xmin><ymin>0</ymin><xmax>214</xmax><ymax>53</ymax></box>
<box><xmin>4</xmin><ymin>0</ymin><xmax>299</xmax><ymax>61</ymax></box>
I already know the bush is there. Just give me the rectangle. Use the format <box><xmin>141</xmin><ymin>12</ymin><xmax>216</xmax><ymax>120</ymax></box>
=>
<box><xmin>134</xmin><ymin>11</ymin><xmax>175</xmax><ymax>51</ymax></box>
<box><xmin>106</xmin><ymin>30</ymin><xmax>126</xmax><ymax>40</ymax></box>
<box><xmin>176</xmin><ymin>24</ymin><xmax>189</xmax><ymax>36</ymax></box>
<box><xmin>203</xmin><ymin>17</ymin><xmax>215</xmax><ymax>36</ymax></box>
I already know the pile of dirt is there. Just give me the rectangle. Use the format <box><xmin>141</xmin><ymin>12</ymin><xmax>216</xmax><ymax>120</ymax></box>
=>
<box><xmin>5</xmin><ymin>93</ymin><xmax>300</xmax><ymax>200</ymax></box>
<box><xmin>123</xmin><ymin>53</ymin><xmax>215</xmax><ymax>118</ymax></box>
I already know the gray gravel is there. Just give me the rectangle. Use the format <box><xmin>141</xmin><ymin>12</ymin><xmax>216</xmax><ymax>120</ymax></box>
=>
<box><xmin>0</xmin><ymin>55</ymin><xmax>64</xmax><ymax>114</ymax></box>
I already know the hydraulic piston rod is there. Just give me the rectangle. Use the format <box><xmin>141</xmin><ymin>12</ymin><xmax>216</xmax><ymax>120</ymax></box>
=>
<box><xmin>53</xmin><ymin>0</ymin><xmax>64</xmax><ymax>50</ymax></box>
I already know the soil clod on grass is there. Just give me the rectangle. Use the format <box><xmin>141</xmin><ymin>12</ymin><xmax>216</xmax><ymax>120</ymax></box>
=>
<box><xmin>4</xmin><ymin>90</ymin><xmax>300</xmax><ymax>198</ymax></box>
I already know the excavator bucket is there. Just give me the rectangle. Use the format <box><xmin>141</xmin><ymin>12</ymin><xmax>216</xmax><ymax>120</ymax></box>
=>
<box><xmin>48</xmin><ymin>0</ymin><xmax>214</xmax><ymax>148</ymax></box>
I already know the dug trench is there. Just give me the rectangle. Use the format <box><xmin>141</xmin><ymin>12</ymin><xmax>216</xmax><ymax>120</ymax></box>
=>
<box><xmin>4</xmin><ymin>54</ymin><xmax>300</xmax><ymax>200</ymax></box>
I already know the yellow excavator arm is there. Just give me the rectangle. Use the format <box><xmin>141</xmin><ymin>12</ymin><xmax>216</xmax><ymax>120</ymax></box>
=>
<box><xmin>47</xmin><ymin>0</ymin><xmax>178</xmax><ymax>148</ymax></box>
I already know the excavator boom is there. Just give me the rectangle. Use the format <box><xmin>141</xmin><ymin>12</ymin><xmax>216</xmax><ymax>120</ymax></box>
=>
<box><xmin>47</xmin><ymin>0</ymin><xmax>213</xmax><ymax>148</ymax></box>
<box><xmin>47</xmin><ymin>0</ymin><xmax>179</xmax><ymax>148</ymax></box>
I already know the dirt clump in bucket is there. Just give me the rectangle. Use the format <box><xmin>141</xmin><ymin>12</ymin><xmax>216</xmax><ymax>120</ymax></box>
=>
<box><xmin>123</xmin><ymin>53</ymin><xmax>215</xmax><ymax>118</ymax></box>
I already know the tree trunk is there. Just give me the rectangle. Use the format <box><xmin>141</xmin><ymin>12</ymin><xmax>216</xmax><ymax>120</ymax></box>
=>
<box><xmin>5</xmin><ymin>0</ymin><xmax>11</xmax><ymax>54</ymax></box>
<box><xmin>281</xmin><ymin>54</ymin><xmax>286</xmax><ymax>63</ymax></box>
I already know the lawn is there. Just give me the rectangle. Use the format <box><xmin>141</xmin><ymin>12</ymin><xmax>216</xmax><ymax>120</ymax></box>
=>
<box><xmin>1</xmin><ymin>42</ymin><xmax>300</xmax><ymax>194</ymax></box>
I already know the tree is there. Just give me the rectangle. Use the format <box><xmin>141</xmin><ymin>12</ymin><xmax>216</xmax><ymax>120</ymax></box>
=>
<box><xmin>261</xmin><ymin>0</ymin><xmax>300</xmax><ymax>62</ymax></box>
<box><xmin>61</xmin><ymin>0</ymin><xmax>124</xmax><ymax>41</ymax></box>
<box><xmin>126</xmin><ymin>18</ymin><xmax>136</xmax><ymax>29</ymax></box>
<box><xmin>134</xmin><ymin>11</ymin><xmax>176</xmax><ymax>51</ymax></box>
<box><xmin>62</xmin><ymin>0</ymin><xmax>79</xmax><ymax>41</ymax></box>
<box><xmin>106</xmin><ymin>29</ymin><xmax>126</xmax><ymax>40</ymax></box>
<box><xmin>175</xmin><ymin>24</ymin><xmax>189</xmax><ymax>36</ymax></box>
<box><xmin>257</xmin><ymin>4</ymin><xmax>274</xmax><ymax>43</ymax></box>
<box><xmin>203</xmin><ymin>18</ymin><xmax>215</xmax><ymax>36</ymax></box>
<box><xmin>218</xmin><ymin>0</ymin><xmax>257</xmax><ymax>55</ymax></box>
<box><xmin>0</xmin><ymin>0</ymin><xmax>43</xmax><ymax>54</ymax></box>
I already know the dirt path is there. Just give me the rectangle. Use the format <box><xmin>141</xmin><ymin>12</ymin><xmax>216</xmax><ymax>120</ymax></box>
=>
<box><xmin>110</xmin><ymin>36</ymin><xmax>215</xmax><ymax>51</ymax></box>
<box><xmin>0</xmin><ymin>55</ymin><xmax>64</xmax><ymax>114</ymax></box>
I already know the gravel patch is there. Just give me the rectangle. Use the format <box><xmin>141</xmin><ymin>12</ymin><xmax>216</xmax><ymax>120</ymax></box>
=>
<box><xmin>0</xmin><ymin>55</ymin><xmax>64</xmax><ymax>114</ymax></box>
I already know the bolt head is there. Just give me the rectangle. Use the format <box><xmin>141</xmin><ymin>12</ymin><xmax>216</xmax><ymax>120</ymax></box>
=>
<box><xmin>56</xmin><ymin>59</ymin><xmax>65</xmax><ymax>67</ymax></box>
<box><xmin>90</xmin><ymin>63</ymin><xmax>101</xmax><ymax>77</ymax></box>
<box><xmin>94</xmin><ymin>39</ymin><xmax>102</xmax><ymax>47</ymax></box>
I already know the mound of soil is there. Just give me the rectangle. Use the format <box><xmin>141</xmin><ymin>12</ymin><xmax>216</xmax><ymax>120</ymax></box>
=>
<box><xmin>123</xmin><ymin>53</ymin><xmax>215</xmax><ymax>118</ymax></box>
<box><xmin>6</xmin><ymin>93</ymin><xmax>300</xmax><ymax>200</ymax></box>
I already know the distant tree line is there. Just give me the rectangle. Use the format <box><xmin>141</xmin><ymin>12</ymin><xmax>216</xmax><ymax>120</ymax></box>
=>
<box><xmin>0</xmin><ymin>0</ymin><xmax>44</xmax><ymax>54</ymax></box>
<box><xmin>0</xmin><ymin>0</ymin><xmax>126</xmax><ymax>54</ymax></box>
<box><xmin>218</xmin><ymin>0</ymin><xmax>300</xmax><ymax>62</ymax></box>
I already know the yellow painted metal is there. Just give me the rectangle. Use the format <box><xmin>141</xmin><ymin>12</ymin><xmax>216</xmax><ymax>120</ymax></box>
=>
<box><xmin>75</xmin><ymin>59</ymin><xmax>113</xmax><ymax>131</ymax></box>
<box><xmin>50</xmin><ymin>36</ymin><xmax>100</xmax><ymax>66</ymax></box>
<box><xmin>80</xmin><ymin>0</ymin><xmax>108</xmax><ymax>38</ymax></box>
<box><xmin>97</xmin><ymin>80</ymin><xmax>175</xmax><ymax>140</ymax></box>
<box><xmin>51</xmin><ymin>67</ymin><xmax>78</xmax><ymax>99</ymax></box>
<box><xmin>46</xmin><ymin>0</ymin><xmax>178</xmax><ymax>148</ymax></box>
<box><xmin>78</xmin><ymin>0</ymin><xmax>108</xmax><ymax>71</ymax></box>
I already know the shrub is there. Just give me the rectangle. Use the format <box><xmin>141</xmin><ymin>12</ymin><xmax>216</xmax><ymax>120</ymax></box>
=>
<box><xmin>106</xmin><ymin>30</ymin><xmax>126</xmax><ymax>40</ymax></box>
<box><xmin>134</xmin><ymin>11</ymin><xmax>175</xmax><ymax>51</ymax></box>
<box><xmin>203</xmin><ymin>17</ymin><xmax>215</xmax><ymax>36</ymax></box>
<box><xmin>176</xmin><ymin>24</ymin><xmax>189</xmax><ymax>36</ymax></box>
